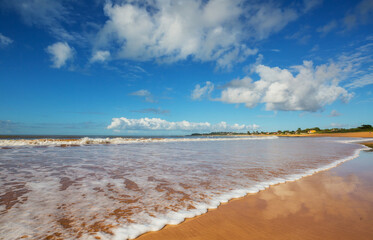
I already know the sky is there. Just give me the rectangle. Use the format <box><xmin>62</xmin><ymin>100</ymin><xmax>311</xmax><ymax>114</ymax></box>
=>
<box><xmin>0</xmin><ymin>0</ymin><xmax>372</xmax><ymax>136</ymax></box>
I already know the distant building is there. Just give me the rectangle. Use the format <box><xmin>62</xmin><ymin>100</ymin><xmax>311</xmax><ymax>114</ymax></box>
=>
<box><xmin>308</xmin><ymin>130</ymin><xmax>317</xmax><ymax>134</ymax></box>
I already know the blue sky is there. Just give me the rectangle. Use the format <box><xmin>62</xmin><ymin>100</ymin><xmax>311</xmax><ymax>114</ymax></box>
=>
<box><xmin>0</xmin><ymin>0</ymin><xmax>372</xmax><ymax>135</ymax></box>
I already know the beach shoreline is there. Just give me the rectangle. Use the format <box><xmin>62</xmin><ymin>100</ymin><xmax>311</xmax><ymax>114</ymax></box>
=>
<box><xmin>134</xmin><ymin>135</ymin><xmax>373</xmax><ymax>240</ymax></box>
<box><xmin>203</xmin><ymin>131</ymin><xmax>373</xmax><ymax>138</ymax></box>
<box><xmin>1</xmin><ymin>134</ymin><xmax>372</xmax><ymax>239</ymax></box>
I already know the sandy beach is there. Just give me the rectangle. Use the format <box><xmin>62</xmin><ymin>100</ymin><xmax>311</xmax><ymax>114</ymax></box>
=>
<box><xmin>136</xmin><ymin>137</ymin><xmax>373</xmax><ymax>240</ymax></box>
<box><xmin>284</xmin><ymin>131</ymin><xmax>373</xmax><ymax>138</ymax></box>
<box><xmin>200</xmin><ymin>131</ymin><xmax>373</xmax><ymax>138</ymax></box>
<box><xmin>3</xmin><ymin>0</ymin><xmax>372</xmax><ymax>238</ymax></box>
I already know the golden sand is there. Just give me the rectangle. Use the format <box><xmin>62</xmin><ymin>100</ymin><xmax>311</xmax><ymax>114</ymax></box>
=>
<box><xmin>286</xmin><ymin>131</ymin><xmax>373</xmax><ymax>138</ymax></box>
<box><xmin>362</xmin><ymin>142</ymin><xmax>373</xmax><ymax>148</ymax></box>
<box><xmin>136</xmin><ymin>141</ymin><xmax>373</xmax><ymax>240</ymax></box>
<box><xmin>250</xmin><ymin>131</ymin><xmax>373</xmax><ymax>138</ymax></box>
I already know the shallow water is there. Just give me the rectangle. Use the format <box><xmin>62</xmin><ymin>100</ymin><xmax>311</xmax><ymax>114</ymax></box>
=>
<box><xmin>136</xmin><ymin>151</ymin><xmax>373</xmax><ymax>240</ymax></box>
<box><xmin>0</xmin><ymin>137</ymin><xmax>368</xmax><ymax>239</ymax></box>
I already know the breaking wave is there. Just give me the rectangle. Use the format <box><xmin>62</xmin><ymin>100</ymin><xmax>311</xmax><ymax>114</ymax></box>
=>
<box><xmin>0</xmin><ymin>136</ymin><xmax>279</xmax><ymax>147</ymax></box>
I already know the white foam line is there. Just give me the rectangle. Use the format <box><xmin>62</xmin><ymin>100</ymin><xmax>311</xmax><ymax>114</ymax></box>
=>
<box><xmin>111</xmin><ymin>140</ymin><xmax>370</xmax><ymax>240</ymax></box>
<box><xmin>0</xmin><ymin>136</ymin><xmax>279</xmax><ymax>147</ymax></box>
<box><xmin>337</xmin><ymin>138</ymin><xmax>373</xmax><ymax>144</ymax></box>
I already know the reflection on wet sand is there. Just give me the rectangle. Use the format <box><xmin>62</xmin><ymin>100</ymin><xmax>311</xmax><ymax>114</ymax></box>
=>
<box><xmin>137</xmin><ymin>152</ymin><xmax>373</xmax><ymax>240</ymax></box>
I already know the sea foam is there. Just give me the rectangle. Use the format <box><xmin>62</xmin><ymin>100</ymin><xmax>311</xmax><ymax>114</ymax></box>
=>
<box><xmin>0</xmin><ymin>137</ymin><xmax>371</xmax><ymax>239</ymax></box>
<box><xmin>111</xmin><ymin>139</ymin><xmax>371</xmax><ymax>240</ymax></box>
<box><xmin>0</xmin><ymin>136</ymin><xmax>278</xmax><ymax>147</ymax></box>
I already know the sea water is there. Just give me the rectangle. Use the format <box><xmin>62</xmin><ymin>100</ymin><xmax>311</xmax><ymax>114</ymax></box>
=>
<box><xmin>0</xmin><ymin>136</ymin><xmax>370</xmax><ymax>239</ymax></box>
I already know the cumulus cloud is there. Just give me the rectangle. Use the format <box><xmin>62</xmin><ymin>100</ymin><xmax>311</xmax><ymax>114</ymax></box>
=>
<box><xmin>91</xmin><ymin>50</ymin><xmax>110</xmax><ymax>63</ymax></box>
<box><xmin>219</xmin><ymin>61</ymin><xmax>353</xmax><ymax>111</ymax></box>
<box><xmin>46</xmin><ymin>42</ymin><xmax>74</xmax><ymax>68</ymax></box>
<box><xmin>129</xmin><ymin>89</ymin><xmax>156</xmax><ymax>103</ymax></box>
<box><xmin>191</xmin><ymin>81</ymin><xmax>214</xmax><ymax>100</ymax></box>
<box><xmin>107</xmin><ymin>117</ymin><xmax>259</xmax><ymax>132</ymax></box>
<box><xmin>244</xmin><ymin>53</ymin><xmax>263</xmax><ymax>73</ymax></box>
<box><xmin>0</xmin><ymin>33</ymin><xmax>13</xmax><ymax>47</ymax></box>
<box><xmin>95</xmin><ymin>0</ymin><xmax>303</xmax><ymax>68</ymax></box>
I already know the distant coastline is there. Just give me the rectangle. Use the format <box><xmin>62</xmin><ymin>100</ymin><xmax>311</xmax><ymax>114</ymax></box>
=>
<box><xmin>190</xmin><ymin>124</ymin><xmax>373</xmax><ymax>138</ymax></box>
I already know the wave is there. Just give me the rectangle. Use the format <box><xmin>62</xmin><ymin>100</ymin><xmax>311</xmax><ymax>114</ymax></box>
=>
<box><xmin>0</xmin><ymin>136</ymin><xmax>279</xmax><ymax>147</ymax></box>
<box><xmin>103</xmin><ymin>140</ymin><xmax>372</xmax><ymax>239</ymax></box>
<box><xmin>1</xmin><ymin>137</ymin><xmax>371</xmax><ymax>240</ymax></box>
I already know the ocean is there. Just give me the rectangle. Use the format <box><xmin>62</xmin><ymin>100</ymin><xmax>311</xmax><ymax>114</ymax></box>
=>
<box><xmin>0</xmin><ymin>136</ymin><xmax>369</xmax><ymax>239</ymax></box>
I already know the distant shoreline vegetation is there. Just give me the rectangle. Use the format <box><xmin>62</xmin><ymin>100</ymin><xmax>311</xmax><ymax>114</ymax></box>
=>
<box><xmin>191</xmin><ymin>132</ymin><xmax>249</xmax><ymax>136</ymax></box>
<box><xmin>191</xmin><ymin>124</ymin><xmax>373</xmax><ymax>136</ymax></box>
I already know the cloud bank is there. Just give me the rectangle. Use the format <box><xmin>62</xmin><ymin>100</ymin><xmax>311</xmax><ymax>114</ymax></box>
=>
<box><xmin>46</xmin><ymin>42</ymin><xmax>74</xmax><ymax>68</ymax></box>
<box><xmin>107</xmin><ymin>117</ymin><xmax>259</xmax><ymax>132</ymax></box>
<box><xmin>218</xmin><ymin>61</ymin><xmax>353</xmax><ymax>111</ymax></box>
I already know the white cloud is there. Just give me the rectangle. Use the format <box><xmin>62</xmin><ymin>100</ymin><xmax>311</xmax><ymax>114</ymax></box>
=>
<box><xmin>329</xmin><ymin>109</ymin><xmax>341</xmax><ymax>117</ymax></box>
<box><xmin>346</xmin><ymin>73</ymin><xmax>373</xmax><ymax>89</ymax></box>
<box><xmin>317</xmin><ymin>20</ymin><xmax>337</xmax><ymax>35</ymax></box>
<box><xmin>91</xmin><ymin>50</ymin><xmax>110</xmax><ymax>62</ymax></box>
<box><xmin>310</xmin><ymin>44</ymin><xmax>320</xmax><ymax>52</ymax></box>
<box><xmin>46</xmin><ymin>42</ymin><xmax>74</xmax><ymax>68</ymax></box>
<box><xmin>96</xmin><ymin>0</ymin><xmax>303</xmax><ymax>68</ymax></box>
<box><xmin>2</xmin><ymin>0</ymin><xmax>77</xmax><ymax>41</ymax></box>
<box><xmin>132</xmin><ymin>108</ymin><xmax>170</xmax><ymax>115</ymax></box>
<box><xmin>244</xmin><ymin>53</ymin><xmax>263</xmax><ymax>73</ymax></box>
<box><xmin>337</xmin><ymin>42</ymin><xmax>373</xmax><ymax>89</ymax></box>
<box><xmin>286</xmin><ymin>27</ymin><xmax>311</xmax><ymax>44</ymax></box>
<box><xmin>107</xmin><ymin>117</ymin><xmax>259</xmax><ymax>132</ymax></box>
<box><xmin>219</xmin><ymin>61</ymin><xmax>353</xmax><ymax>111</ymax></box>
<box><xmin>343</xmin><ymin>0</ymin><xmax>373</xmax><ymax>30</ymax></box>
<box><xmin>130</xmin><ymin>89</ymin><xmax>155</xmax><ymax>103</ymax></box>
<box><xmin>191</xmin><ymin>81</ymin><xmax>214</xmax><ymax>100</ymax></box>
<box><xmin>0</xmin><ymin>33</ymin><xmax>13</xmax><ymax>47</ymax></box>
<box><xmin>246</xmin><ymin>3</ymin><xmax>298</xmax><ymax>40</ymax></box>
<box><xmin>303</xmin><ymin>0</ymin><xmax>323</xmax><ymax>12</ymax></box>
<box><xmin>3</xmin><ymin>0</ymin><xmax>65</xmax><ymax>25</ymax></box>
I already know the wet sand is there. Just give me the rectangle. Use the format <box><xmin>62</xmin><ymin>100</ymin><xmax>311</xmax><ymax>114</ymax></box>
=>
<box><xmin>137</xmin><ymin>149</ymin><xmax>373</xmax><ymax>240</ymax></box>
